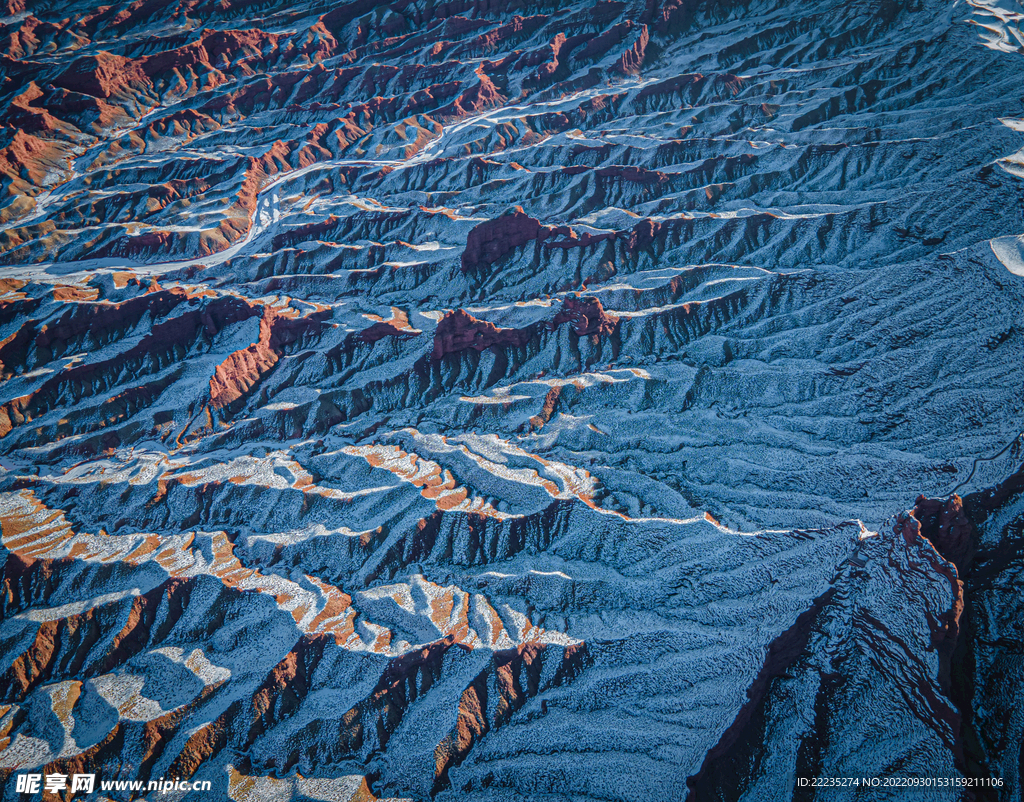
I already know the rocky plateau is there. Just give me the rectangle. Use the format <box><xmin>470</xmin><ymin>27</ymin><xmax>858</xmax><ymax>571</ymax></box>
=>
<box><xmin>2</xmin><ymin>0</ymin><xmax>1024</xmax><ymax>799</ymax></box>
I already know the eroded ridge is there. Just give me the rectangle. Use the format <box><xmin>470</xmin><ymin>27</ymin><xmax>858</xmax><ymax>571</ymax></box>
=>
<box><xmin>2</xmin><ymin>0</ymin><xmax>1024</xmax><ymax>799</ymax></box>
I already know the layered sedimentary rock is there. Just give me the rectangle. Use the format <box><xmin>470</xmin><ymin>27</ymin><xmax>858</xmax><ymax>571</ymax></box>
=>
<box><xmin>2</xmin><ymin>0</ymin><xmax>1024</xmax><ymax>799</ymax></box>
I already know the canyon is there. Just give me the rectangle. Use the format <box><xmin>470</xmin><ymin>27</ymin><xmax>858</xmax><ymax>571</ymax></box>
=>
<box><xmin>2</xmin><ymin>0</ymin><xmax>1024</xmax><ymax>799</ymax></box>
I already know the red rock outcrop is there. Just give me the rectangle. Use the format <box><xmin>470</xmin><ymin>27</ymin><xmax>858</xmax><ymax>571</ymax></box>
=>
<box><xmin>628</xmin><ymin>218</ymin><xmax>662</xmax><ymax>250</ymax></box>
<box><xmin>358</xmin><ymin>309</ymin><xmax>420</xmax><ymax>345</ymax></box>
<box><xmin>0</xmin><ymin>130</ymin><xmax>73</xmax><ymax>190</ymax></box>
<box><xmin>210</xmin><ymin>306</ymin><xmax>328</xmax><ymax>410</ymax></box>
<box><xmin>550</xmin><ymin>296</ymin><xmax>619</xmax><ymax>337</ymax></box>
<box><xmin>912</xmin><ymin>494</ymin><xmax>977</xmax><ymax>571</ymax></box>
<box><xmin>596</xmin><ymin>164</ymin><xmax>668</xmax><ymax>185</ymax></box>
<box><xmin>3</xmin><ymin>1</ymin><xmax>27</xmax><ymax>19</ymax></box>
<box><xmin>518</xmin><ymin>32</ymin><xmax>573</xmax><ymax>88</ymax></box>
<box><xmin>616</xmin><ymin>23</ymin><xmax>649</xmax><ymax>75</ymax></box>
<box><xmin>892</xmin><ymin>507</ymin><xmax>966</xmax><ymax>697</ymax></box>
<box><xmin>461</xmin><ymin>207</ymin><xmax>542</xmax><ymax>272</ymax></box>
<box><xmin>528</xmin><ymin>385</ymin><xmax>562</xmax><ymax>431</ymax></box>
<box><xmin>431</xmin><ymin>308</ymin><xmax>532</xmax><ymax>359</ymax></box>
<box><xmin>53</xmin><ymin>51</ymin><xmax>150</xmax><ymax>100</ymax></box>
<box><xmin>643</xmin><ymin>0</ymin><xmax>698</xmax><ymax>34</ymax></box>
<box><xmin>446</xmin><ymin>68</ymin><xmax>506</xmax><ymax>117</ymax></box>
<box><xmin>543</xmin><ymin>228</ymin><xmax>617</xmax><ymax>250</ymax></box>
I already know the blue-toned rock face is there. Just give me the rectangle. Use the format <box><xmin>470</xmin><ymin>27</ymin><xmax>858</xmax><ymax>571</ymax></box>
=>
<box><xmin>1</xmin><ymin>0</ymin><xmax>1024</xmax><ymax>799</ymax></box>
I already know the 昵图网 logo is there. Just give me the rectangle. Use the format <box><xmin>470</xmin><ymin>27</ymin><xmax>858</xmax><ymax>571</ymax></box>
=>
<box><xmin>13</xmin><ymin>773</ymin><xmax>212</xmax><ymax>795</ymax></box>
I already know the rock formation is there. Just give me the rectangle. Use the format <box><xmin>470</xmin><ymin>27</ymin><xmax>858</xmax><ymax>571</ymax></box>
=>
<box><xmin>2</xmin><ymin>0</ymin><xmax>1024</xmax><ymax>799</ymax></box>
